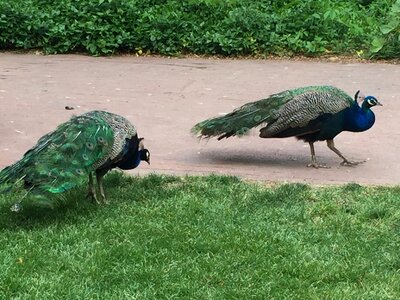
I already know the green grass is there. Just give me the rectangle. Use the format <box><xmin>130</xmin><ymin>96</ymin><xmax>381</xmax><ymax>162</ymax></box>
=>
<box><xmin>0</xmin><ymin>173</ymin><xmax>400</xmax><ymax>299</ymax></box>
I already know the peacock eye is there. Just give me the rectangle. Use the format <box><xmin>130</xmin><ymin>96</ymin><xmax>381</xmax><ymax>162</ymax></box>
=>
<box><xmin>86</xmin><ymin>142</ymin><xmax>95</xmax><ymax>150</ymax></box>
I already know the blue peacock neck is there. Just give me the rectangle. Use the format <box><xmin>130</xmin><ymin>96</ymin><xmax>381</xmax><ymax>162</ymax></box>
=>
<box><xmin>132</xmin><ymin>150</ymin><xmax>142</xmax><ymax>168</ymax></box>
<box><xmin>117</xmin><ymin>149</ymin><xmax>142</xmax><ymax>170</ymax></box>
<box><xmin>344</xmin><ymin>102</ymin><xmax>375</xmax><ymax>132</ymax></box>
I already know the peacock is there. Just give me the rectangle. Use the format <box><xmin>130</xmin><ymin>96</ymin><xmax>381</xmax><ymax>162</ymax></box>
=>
<box><xmin>192</xmin><ymin>86</ymin><xmax>381</xmax><ymax>168</ymax></box>
<box><xmin>0</xmin><ymin>110</ymin><xmax>150</xmax><ymax>206</ymax></box>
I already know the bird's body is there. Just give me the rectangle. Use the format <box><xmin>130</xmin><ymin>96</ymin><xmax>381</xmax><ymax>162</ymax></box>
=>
<box><xmin>0</xmin><ymin>110</ymin><xmax>150</xmax><ymax>204</ymax></box>
<box><xmin>192</xmin><ymin>86</ymin><xmax>381</xmax><ymax>167</ymax></box>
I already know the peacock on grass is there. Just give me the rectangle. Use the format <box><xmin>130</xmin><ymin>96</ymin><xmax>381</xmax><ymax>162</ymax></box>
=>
<box><xmin>0</xmin><ymin>110</ymin><xmax>150</xmax><ymax>207</ymax></box>
<box><xmin>192</xmin><ymin>86</ymin><xmax>382</xmax><ymax>168</ymax></box>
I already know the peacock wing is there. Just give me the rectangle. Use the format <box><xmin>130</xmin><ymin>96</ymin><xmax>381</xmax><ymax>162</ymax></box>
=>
<box><xmin>22</xmin><ymin>114</ymin><xmax>114</xmax><ymax>194</ymax></box>
<box><xmin>260</xmin><ymin>86</ymin><xmax>353</xmax><ymax>136</ymax></box>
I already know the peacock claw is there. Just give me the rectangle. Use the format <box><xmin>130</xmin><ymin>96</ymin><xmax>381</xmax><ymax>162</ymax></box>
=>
<box><xmin>86</xmin><ymin>192</ymin><xmax>100</xmax><ymax>204</ymax></box>
<box><xmin>99</xmin><ymin>193</ymin><xmax>108</xmax><ymax>205</ymax></box>
<box><xmin>307</xmin><ymin>163</ymin><xmax>330</xmax><ymax>169</ymax></box>
<box><xmin>340</xmin><ymin>160</ymin><xmax>366</xmax><ymax>167</ymax></box>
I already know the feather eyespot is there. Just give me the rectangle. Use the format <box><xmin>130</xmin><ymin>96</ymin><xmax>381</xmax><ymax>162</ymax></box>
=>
<box><xmin>75</xmin><ymin>169</ymin><xmax>84</xmax><ymax>175</ymax></box>
<box><xmin>97</xmin><ymin>137</ymin><xmax>108</xmax><ymax>145</ymax></box>
<box><xmin>86</xmin><ymin>142</ymin><xmax>95</xmax><ymax>150</ymax></box>
<box><xmin>82</xmin><ymin>154</ymin><xmax>89</xmax><ymax>160</ymax></box>
<box><xmin>238</xmin><ymin>127</ymin><xmax>249</xmax><ymax>135</ymax></box>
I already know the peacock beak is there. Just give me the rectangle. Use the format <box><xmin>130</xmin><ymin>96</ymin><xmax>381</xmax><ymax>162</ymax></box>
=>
<box><xmin>376</xmin><ymin>101</ymin><xmax>383</xmax><ymax>106</ymax></box>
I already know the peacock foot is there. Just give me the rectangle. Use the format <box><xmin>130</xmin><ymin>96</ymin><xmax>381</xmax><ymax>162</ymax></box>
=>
<box><xmin>98</xmin><ymin>187</ymin><xmax>108</xmax><ymax>204</ymax></box>
<box><xmin>99</xmin><ymin>194</ymin><xmax>109</xmax><ymax>205</ymax></box>
<box><xmin>86</xmin><ymin>191</ymin><xmax>100</xmax><ymax>204</ymax></box>
<box><xmin>340</xmin><ymin>159</ymin><xmax>366</xmax><ymax>167</ymax></box>
<box><xmin>307</xmin><ymin>162</ymin><xmax>330</xmax><ymax>169</ymax></box>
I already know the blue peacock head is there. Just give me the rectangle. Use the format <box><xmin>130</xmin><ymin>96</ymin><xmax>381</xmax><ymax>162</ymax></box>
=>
<box><xmin>363</xmin><ymin>96</ymin><xmax>382</xmax><ymax>109</ymax></box>
<box><xmin>354</xmin><ymin>91</ymin><xmax>382</xmax><ymax>109</ymax></box>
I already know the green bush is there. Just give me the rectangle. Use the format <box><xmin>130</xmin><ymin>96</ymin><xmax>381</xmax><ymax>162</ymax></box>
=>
<box><xmin>0</xmin><ymin>0</ymin><xmax>397</xmax><ymax>57</ymax></box>
<box><xmin>371</xmin><ymin>0</ymin><xmax>400</xmax><ymax>58</ymax></box>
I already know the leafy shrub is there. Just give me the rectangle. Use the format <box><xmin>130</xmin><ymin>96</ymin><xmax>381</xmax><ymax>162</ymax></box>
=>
<box><xmin>371</xmin><ymin>0</ymin><xmax>400</xmax><ymax>58</ymax></box>
<box><xmin>0</xmin><ymin>0</ymin><xmax>397</xmax><ymax>58</ymax></box>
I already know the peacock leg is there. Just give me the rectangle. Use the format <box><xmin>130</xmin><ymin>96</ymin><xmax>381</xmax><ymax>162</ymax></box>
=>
<box><xmin>96</xmin><ymin>172</ymin><xmax>108</xmax><ymax>204</ymax></box>
<box><xmin>307</xmin><ymin>142</ymin><xmax>329</xmax><ymax>168</ymax></box>
<box><xmin>326</xmin><ymin>139</ymin><xmax>366</xmax><ymax>166</ymax></box>
<box><xmin>86</xmin><ymin>173</ymin><xmax>99</xmax><ymax>204</ymax></box>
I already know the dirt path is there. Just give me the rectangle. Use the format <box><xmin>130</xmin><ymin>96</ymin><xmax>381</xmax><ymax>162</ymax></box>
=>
<box><xmin>0</xmin><ymin>53</ymin><xmax>399</xmax><ymax>185</ymax></box>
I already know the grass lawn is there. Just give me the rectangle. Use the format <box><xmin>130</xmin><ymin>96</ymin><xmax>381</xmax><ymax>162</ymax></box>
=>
<box><xmin>0</xmin><ymin>173</ymin><xmax>399</xmax><ymax>299</ymax></box>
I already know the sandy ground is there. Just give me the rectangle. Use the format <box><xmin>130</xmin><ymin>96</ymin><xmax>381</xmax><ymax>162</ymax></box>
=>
<box><xmin>0</xmin><ymin>53</ymin><xmax>399</xmax><ymax>185</ymax></box>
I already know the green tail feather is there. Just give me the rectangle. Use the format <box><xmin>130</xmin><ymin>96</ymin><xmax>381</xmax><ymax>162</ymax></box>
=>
<box><xmin>0</xmin><ymin>113</ymin><xmax>114</xmax><ymax>197</ymax></box>
<box><xmin>192</xmin><ymin>90</ymin><xmax>293</xmax><ymax>139</ymax></box>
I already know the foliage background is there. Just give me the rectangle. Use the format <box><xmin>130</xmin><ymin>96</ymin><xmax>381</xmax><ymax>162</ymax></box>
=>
<box><xmin>0</xmin><ymin>0</ymin><xmax>398</xmax><ymax>58</ymax></box>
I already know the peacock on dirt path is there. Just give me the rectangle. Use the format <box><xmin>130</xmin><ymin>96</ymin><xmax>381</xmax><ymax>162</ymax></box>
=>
<box><xmin>192</xmin><ymin>86</ymin><xmax>381</xmax><ymax>168</ymax></box>
<box><xmin>0</xmin><ymin>110</ymin><xmax>150</xmax><ymax>205</ymax></box>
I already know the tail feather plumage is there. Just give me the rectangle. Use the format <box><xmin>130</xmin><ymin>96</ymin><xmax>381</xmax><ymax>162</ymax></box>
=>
<box><xmin>0</xmin><ymin>138</ymin><xmax>49</xmax><ymax>192</ymax></box>
<box><xmin>192</xmin><ymin>91</ymin><xmax>292</xmax><ymax>139</ymax></box>
<box><xmin>0</xmin><ymin>113</ymin><xmax>114</xmax><ymax>197</ymax></box>
<box><xmin>0</xmin><ymin>160</ymin><xmax>28</xmax><ymax>192</ymax></box>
